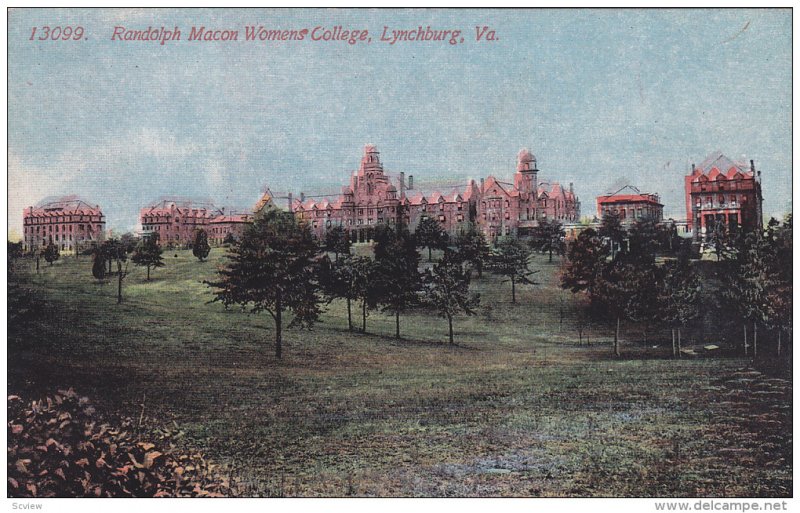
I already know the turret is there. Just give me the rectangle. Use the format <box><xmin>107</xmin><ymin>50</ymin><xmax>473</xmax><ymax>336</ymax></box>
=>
<box><xmin>514</xmin><ymin>148</ymin><xmax>538</xmax><ymax>195</ymax></box>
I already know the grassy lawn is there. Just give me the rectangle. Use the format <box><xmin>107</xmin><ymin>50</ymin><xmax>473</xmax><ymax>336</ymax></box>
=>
<box><xmin>8</xmin><ymin>249</ymin><xmax>792</xmax><ymax>497</ymax></box>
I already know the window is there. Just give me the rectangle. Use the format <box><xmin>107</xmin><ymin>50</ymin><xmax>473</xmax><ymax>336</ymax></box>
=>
<box><xmin>439</xmin><ymin>215</ymin><xmax>446</xmax><ymax>222</ymax></box>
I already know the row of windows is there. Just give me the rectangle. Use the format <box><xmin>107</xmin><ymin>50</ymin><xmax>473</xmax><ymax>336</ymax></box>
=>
<box><xmin>24</xmin><ymin>224</ymin><xmax>98</xmax><ymax>234</ymax></box>
<box><xmin>695</xmin><ymin>194</ymin><xmax>746</xmax><ymax>208</ymax></box>
<box><xmin>25</xmin><ymin>215</ymin><xmax>102</xmax><ymax>224</ymax></box>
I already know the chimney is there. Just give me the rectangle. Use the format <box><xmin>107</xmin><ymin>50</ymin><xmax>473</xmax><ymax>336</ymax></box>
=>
<box><xmin>691</xmin><ymin>163</ymin><xmax>696</xmax><ymax>173</ymax></box>
<box><xmin>287</xmin><ymin>192</ymin><xmax>293</xmax><ymax>210</ymax></box>
<box><xmin>300</xmin><ymin>192</ymin><xmax>306</xmax><ymax>202</ymax></box>
<box><xmin>480</xmin><ymin>178</ymin><xmax>485</xmax><ymax>194</ymax></box>
<box><xmin>408</xmin><ymin>175</ymin><xmax>414</xmax><ymax>190</ymax></box>
<box><xmin>399</xmin><ymin>171</ymin><xmax>406</xmax><ymax>197</ymax></box>
<box><xmin>569</xmin><ymin>182</ymin><xmax>574</xmax><ymax>194</ymax></box>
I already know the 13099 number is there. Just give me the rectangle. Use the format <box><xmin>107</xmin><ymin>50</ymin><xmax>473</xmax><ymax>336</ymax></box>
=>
<box><xmin>29</xmin><ymin>26</ymin><xmax>85</xmax><ymax>41</ymax></box>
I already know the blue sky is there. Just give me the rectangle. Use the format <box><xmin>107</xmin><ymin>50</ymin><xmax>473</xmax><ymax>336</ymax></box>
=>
<box><xmin>8</xmin><ymin>8</ymin><xmax>792</xmax><ymax>233</ymax></box>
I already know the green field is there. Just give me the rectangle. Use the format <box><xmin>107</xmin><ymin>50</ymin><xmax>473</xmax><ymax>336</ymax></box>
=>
<box><xmin>8</xmin><ymin>249</ymin><xmax>792</xmax><ymax>497</ymax></box>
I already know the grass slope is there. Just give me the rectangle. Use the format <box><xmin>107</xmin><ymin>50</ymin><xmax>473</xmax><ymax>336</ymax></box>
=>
<box><xmin>8</xmin><ymin>250</ymin><xmax>791</xmax><ymax>497</ymax></box>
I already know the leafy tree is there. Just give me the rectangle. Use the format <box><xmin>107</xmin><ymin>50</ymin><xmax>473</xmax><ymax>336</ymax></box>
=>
<box><xmin>707</xmin><ymin>221</ymin><xmax>738</xmax><ymax>262</ymax></box>
<box><xmin>119</xmin><ymin>232</ymin><xmax>138</xmax><ymax>254</ymax></box>
<box><xmin>422</xmin><ymin>252</ymin><xmax>480</xmax><ymax>344</ymax></box>
<box><xmin>8</xmin><ymin>241</ymin><xmax>23</xmax><ymax>273</ymax></box>
<box><xmin>131</xmin><ymin>236</ymin><xmax>164</xmax><ymax>281</ymax></box>
<box><xmin>324</xmin><ymin>226</ymin><xmax>351</xmax><ymax>262</ymax></box>
<box><xmin>453</xmin><ymin>224</ymin><xmax>489</xmax><ymax>278</ymax></box>
<box><xmin>532</xmin><ymin>219</ymin><xmax>566</xmax><ymax>262</ymax></box>
<box><xmin>43</xmin><ymin>240</ymin><xmax>60</xmax><ymax>266</ymax></box>
<box><xmin>627</xmin><ymin>216</ymin><xmax>660</xmax><ymax>264</ymax></box>
<box><xmin>222</xmin><ymin>232</ymin><xmax>236</xmax><ymax>246</ymax></box>
<box><xmin>415</xmin><ymin>216</ymin><xmax>449</xmax><ymax>262</ymax></box>
<box><xmin>490</xmin><ymin>236</ymin><xmax>538</xmax><ymax>303</ymax></box>
<box><xmin>206</xmin><ymin>209</ymin><xmax>322</xmax><ymax>359</ymax></box>
<box><xmin>593</xmin><ymin>259</ymin><xmax>658</xmax><ymax>357</ymax></box>
<box><xmin>372</xmin><ymin>224</ymin><xmax>399</xmax><ymax>261</ymax></box>
<box><xmin>101</xmin><ymin>238</ymin><xmax>129</xmax><ymax>304</ymax></box>
<box><xmin>599</xmin><ymin>210</ymin><xmax>626</xmax><ymax>259</ymax></box>
<box><xmin>373</xmin><ymin>228</ymin><xmax>421</xmax><ymax>338</ymax></box>
<box><xmin>658</xmin><ymin>254</ymin><xmax>701</xmax><ymax>357</ymax></box>
<box><xmin>319</xmin><ymin>254</ymin><xmax>376</xmax><ymax>332</ymax></box>
<box><xmin>91</xmin><ymin>250</ymin><xmax>107</xmax><ymax>281</ymax></box>
<box><xmin>723</xmin><ymin>217</ymin><xmax>793</xmax><ymax>358</ymax></box>
<box><xmin>561</xmin><ymin>228</ymin><xmax>608</xmax><ymax>296</ymax></box>
<box><xmin>193</xmin><ymin>229</ymin><xmax>211</xmax><ymax>262</ymax></box>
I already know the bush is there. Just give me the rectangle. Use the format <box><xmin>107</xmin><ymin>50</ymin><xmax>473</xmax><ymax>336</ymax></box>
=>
<box><xmin>7</xmin><ymin>390</ymin><xmax>239</xmax><ymax>497</ymax></box>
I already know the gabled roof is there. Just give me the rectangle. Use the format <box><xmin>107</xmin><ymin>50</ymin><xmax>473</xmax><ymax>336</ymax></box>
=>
<box><xmin>692</xmin><ymin>151</ymin><xmax>753</xmax><ymax>182</ymax></box>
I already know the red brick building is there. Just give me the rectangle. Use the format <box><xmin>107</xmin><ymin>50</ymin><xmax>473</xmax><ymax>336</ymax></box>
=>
<box><xmin>208</xmin><ymin>213</ymin><xmax>253</xmax><ymax>246</ymax></box>
<box><xmin>139</xmin><ymin>197</ymin><xmax>221</xmax><ymax>247</ymax></box>
<box><xmin>23</xmin><ymin>196</ymin><xmax>105</xmax><ymax>254</ymax></box>
<box><xmin>255</xmin><ymin>145</ymin><xmax>580</xmax><ymax>242</ymax></box>
<box><xmin>596</xmin><ymin>186</ymin><xmax>664</xmax><ymax>225</ymax></box>
<box><xmin>684</xmin><ymin>152</ymin><xmax>763</xmax><ymax>241</ymax></box>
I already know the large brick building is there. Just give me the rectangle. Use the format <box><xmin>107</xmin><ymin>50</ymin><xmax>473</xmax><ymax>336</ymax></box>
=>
<box><xmin>596</xmin><ymin>186</ymin><xmax>664</xmax><ymax>225</ymax></box>
<box><xmin>684</xmin><ymin>152</ymin><xmax>763</xmax><ymax>241</ymax></box>
<box><xmin>23</xmin><ymin>196</ymin><xmax>106</xmax><ymax>254</ymax></box>
<box><xmin>255</xmin><ymin>145</ymin><xmax>580</xmax><ymax>242</ymax></box>
<box><xmin>208</xmin><ymin>213</ymin><xmax>253</xmax><ymax>246</ymax></box>
<box><xmin>139</xmin><ymin>197</ymin><xmax>222</xmax><ymax>247</ymax></box>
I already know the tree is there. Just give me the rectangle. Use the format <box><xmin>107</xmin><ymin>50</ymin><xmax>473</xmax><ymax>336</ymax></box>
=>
<box><xmin>422</xmin><ymin>252</ymin><xmax>480</xmax><ymax>344</ymax></box>
<box><xmin>43</xmin><ymin>240</ymin><xmax>60</xmax><ymax>266</ymax></box>
<box><xmin>593</xmin><ymin>259</ymin><xmax>657</xmax><ymax>357</ymax></box>
<box><xmin>324</xmin><ymin>226</ymin><xmax>351</xmax><ymax>262</ymax></box>
<box><xmin>119</xmin><ymin>232</ymin><xmax>138</xmax><ymax>254</ymax></box>
<box><xmin>373</xmin><ymin>228</ymin><xmax>421</xmax><ymax>338</ymax></box>
<box><xmin>561</xmin><ymin>228</ymin><xmax>608</xmax><ymax>296</ymax></box>
<box><xmin>206</xmin><ymin>209</ymin><xmax>322</xmax><ymax>359</ymax></box>
<box><xmin>599</xmin><ymin>210</ymin><xmax>626</xmax><ymax>259</ymax></box>
<box><xmin>372</xmin><ymin>224</ymin><xmax>398</xmax><ymax>261</ymax></box>
<box><xmin>723</xmin><ymin>217</ymin><xmax>793</xmax><ymax>358</ymax></box>
<box><xmin>707</xmin><ymin>222</ymin><xmax>738</xmax><ymax>262</ymax></box>
<box><xmin>101</xmin><ymin>239</ymin><xmax>129</xmax><ymax>304</ymax></box>
<box><xmin>489</xmin><ymin>236</ymin><xmax>538</xmax><ymax>303</ymax></box>
<box><xmin>415</xmin><ymin>216</ymin><xmax>449</xmax><ymax>262</ymax></box>
<box><xmin>453</xmin><ymin>224</ymin><xmax>489</xmax><ymax>278</ymax></box>
<box><xmin>658</xmin><ymin>254</ymin><xmax>701</xmax><ymax>358</ymax></box>
<box><xmin>8</xmin><ymin>241</ymin><xmax>23</xmax><ymax>273</ymax></box>
<box><xmin>91</xmin><ymin>249</ymin><xmax>107</xmax><ymax>281</ymax></box>
<box><xmin>532</xmin><ymin>219</ymin><xmax>566</xmax><ymax>262</ymax></box>
<box><xmin>222</xmin><ymin>232</ymin><xmax>236</xmax><ymax>246</ymax></box>
<box><xmin>131</xmin><ymin>236</ymin><xmax>164</xmax><ymax>281</ymax></box>
<box><xmin>193</xmin><ymin>229</ymin><xmax>211</xmax><ymax>262</ymax></box>
<box><xmin>319</xmin><ymin>254</ymin><xmax>376</xmax><ymax>332</ymax></box>
<box><xmin>627</xmin><ymin>216</ymin><xmax>661</xmax><ymax>265</ymax></box>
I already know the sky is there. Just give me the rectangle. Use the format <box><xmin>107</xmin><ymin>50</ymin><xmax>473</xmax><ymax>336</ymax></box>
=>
<box><xmin>8</xmin><ymin>8</ymin><xmax>792</xmax><ymax>234</ymax></box>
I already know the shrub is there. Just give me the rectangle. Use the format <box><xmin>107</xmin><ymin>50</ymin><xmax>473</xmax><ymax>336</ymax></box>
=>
<box><xmin>7</xmin><ymin>390</ymin><xmax>238</xmax><ymax>497</ymax></box>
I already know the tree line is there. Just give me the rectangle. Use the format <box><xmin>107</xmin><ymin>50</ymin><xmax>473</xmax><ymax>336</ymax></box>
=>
<box><xmin>561</xmin><ymin>211</ymin><xmax>792</xmax><ymax>359</ymax></box>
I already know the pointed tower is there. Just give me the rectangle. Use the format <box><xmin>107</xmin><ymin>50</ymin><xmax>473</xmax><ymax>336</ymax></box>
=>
<box><xmin>514</xmin><ymin>148</ymin><xmax>538</xmax><ymax>197</ymax></box>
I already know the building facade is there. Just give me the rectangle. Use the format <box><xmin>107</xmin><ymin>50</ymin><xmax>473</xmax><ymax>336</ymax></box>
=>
<box><xmin>684</xmin><ymin>152</ymin><xmax>763</xmax><ymax>241</ymax></box>
<box><xmin>596</xmin><ymin>186</ymin><xmax>664</xmax><ymax>225</ymax></box>
<box><xmin>139</xmin><ymin>197</ymin><xmax>222</xmax><ymax>247</ymax></box>
<box><xmin>23</xmin><ymin>196</ymin><xmax>106</xmax><ymax>254</ymax></box>
<box><xmin>208</xmin><ymin>213</ymin><xmax>254</xmax><ymax>246</ymax></box>
<box><xmin>255</xmin><ymin>145</ymin><xmax>580</xmax><ymax>242</ymax></box>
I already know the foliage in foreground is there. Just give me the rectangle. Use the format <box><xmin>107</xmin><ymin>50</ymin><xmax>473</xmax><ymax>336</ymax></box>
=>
<box><xmin>7</xmin><ymin>390</ymin><xmax>238</xmax><ymax>497</ymax></box>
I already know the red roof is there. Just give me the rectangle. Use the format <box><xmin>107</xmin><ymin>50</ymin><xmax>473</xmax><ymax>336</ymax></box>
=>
<box><xmin>597</xmin><ymin>194</ymin><xmax>662</xmax><ymax>206</ymax></box>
